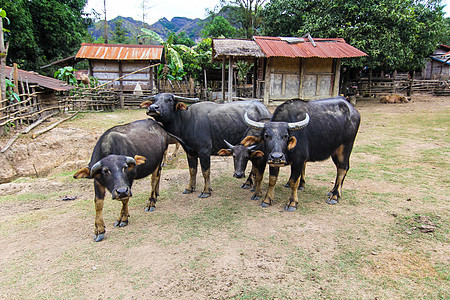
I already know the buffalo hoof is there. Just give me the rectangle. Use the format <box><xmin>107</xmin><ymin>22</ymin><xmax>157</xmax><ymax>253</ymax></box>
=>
<box><xmin>182</xmin><ymin>189</ymin><xmax>194</xmax><ymax>194</ymax></box>
<box><xmin>94</xmin><ymin>233</ymin><xmax>105</xmax><ymax>242</ymax></box>
<box><xmin>145</xmin><ymin>206</ymin><xmax>155</xmax><ymax>212</ymax></box>
<box><xmin>284</xmin><ymin>182</ymin><xmax>290</xmax><ymax>188</ymax></box>
<box><xmin>241</xmin><ymin>183</ymin><xmax>251</xmax><ymax>189</ymax></box>
<box><xmin>284</xmin><ymin>205</ymin><xmax>297</xmax><ymax>212</ymax></box>
<box><xmin>299</xmin><ymin>186</ymin><xmax>305</xmax><ymax>191</ymax></box>
<box><xmin>198</xmin><ymin>192</ymin><xmax>211</xmax><ymax>198</ymax></box>
<box><xmin>251</xmin><ymin>194</ymin><xmax>261</xmax><ymax>201</ymax></box>
<box><xmin>260</xmin><ymin>201</ymin><xmax>270</xmax><ymax>208</ymax></box>
<box><xmin>326</xmin><ymin>198</ymin><xmax>339</xmax><ymax>205</ymax></box>
<box><xmin>114</xmin><ymin>220</ymin><xmax>128</xmax><ymax>227</ymax></box>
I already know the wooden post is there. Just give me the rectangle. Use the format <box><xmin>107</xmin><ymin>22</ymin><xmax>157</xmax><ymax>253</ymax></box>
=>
<box><xmin>221</xmin><ymin>59</ymin><xmax>225</xmax><ymax>102</ymax></box>
<box><xmin>203</xmin><ymin>69</ymin><xmax>208</xmax><ymax>100</ymax></box>
<box><xmin>252</xmin><ymin>58</ymin><xmax>257</xmax><ymax>98</ymax></box>
<box><xmin>13</xmin><ymin>63</ymin><xmax>19</xmax><ymax>95</ymax></box>
<box><xmin>263</xmin><ymin>58</ymin><xmax>271</xmax><ymax>105</ymax></box>
<box><xmin>118</xmin><ymin>61</ymin><xmax>123</xmax><ymax>91</ymax></box>
<box><xmin>228</xmin><ymin>56</ymin><xmax>233</xmax><ymax>102</ymax></box>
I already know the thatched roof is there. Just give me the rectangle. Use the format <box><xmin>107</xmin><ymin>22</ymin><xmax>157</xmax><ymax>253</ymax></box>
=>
<box><xmin>211</xmin><ymin>39</ymin><xmax>266</xmax><ymax>61</ymax></box>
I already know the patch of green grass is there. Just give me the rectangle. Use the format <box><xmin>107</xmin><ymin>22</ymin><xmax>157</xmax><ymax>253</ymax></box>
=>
<box><xmin>231</xmin><ymin>285</ymin><xmax>289</xmax><ymax>299</ymax></box>
<box><xmin>391</xmin><ymin>212</ymin><xmax>449</xmax><ymax>244</ymax></box>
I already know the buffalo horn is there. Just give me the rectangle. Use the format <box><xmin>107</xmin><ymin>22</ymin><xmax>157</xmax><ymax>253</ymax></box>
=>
<box><xmin>223</xmin><ymin>140</ymin><xmax>234</xmax><ymax>150</ymax></box>
<box><xmin>125</xmin><ymin>156</ymin><xmax>137</xmax><ymax>166</ymax></box>
<box><xmin>173</xmin><ymin>95</ymin><xmax>199</xmax><ymax>103</ymax></box>
<box><xmin>90</xmin><ymin>161</ymin><xmax>103</xmax><ymax>177</ymax></box>
<box><xmin>248</xmin><ymin>145</ymin><xmax>257</xmax><ymax>150</ymax></box>
<box><xmin>244</xmin><ymin>112</ymin><xmax>265</xmax><ymax>131</ymax></box>
<box><xmin>288</xmin><ymin>113</ymin><xmax>310</xmax><ymax>130</ymax></box>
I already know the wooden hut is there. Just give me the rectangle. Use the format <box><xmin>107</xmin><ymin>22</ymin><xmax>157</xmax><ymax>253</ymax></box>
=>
<box><xmin>75</xmin><ymin>43</ymin><xmax>163</xmax><ymax>91</ymax></box>
<box><xmin>212</xmin><ymin>39</ymin><xmax>265</xmax><ymax>101</ymax></box>
<box><xmin>211</xmin><ymin>36</ymin><xmax>367</xmax><ymax>104</ymax></box>
<box><xmin>253</xmin><ymin>36</ymin><xmax>367</xmax><ymax>104</ymax></box>
<box><xmin>423</xmin><ymin>44</ymin><xmax>450</xmax><ymax>80</ymax></box>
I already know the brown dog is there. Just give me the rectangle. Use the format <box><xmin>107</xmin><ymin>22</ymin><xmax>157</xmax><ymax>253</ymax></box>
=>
<box><xmin>380</xmin><ymin>95</ymin><xmax>409</xmax><ymax>103</ymax></box>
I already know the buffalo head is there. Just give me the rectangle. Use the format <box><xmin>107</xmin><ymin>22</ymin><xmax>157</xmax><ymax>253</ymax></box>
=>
<box><xmin>218</xmin><ymin>140</ymin><xmax>262</xmax><ymax>178</ymax></box>
<box><xmin>243</xmin><ymin>112</ymin><xmax>309</xmax><ymax>167</ymax></box>
<box><xmin>74</xmin><ymin>154</ymin><xmax>146</xmax><ymax>200</ymax></box>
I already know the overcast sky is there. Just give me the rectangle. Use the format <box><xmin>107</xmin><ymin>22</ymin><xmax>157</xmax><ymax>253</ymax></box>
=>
<box><xmin>84</xmin><ymin>0</ymin><xmax>222</xmax><ymax>24</ymax></box>
<box><xmin>84</xmin><ymin>0</ymin><xmax>450</xmax><ymax>24</ymax></box>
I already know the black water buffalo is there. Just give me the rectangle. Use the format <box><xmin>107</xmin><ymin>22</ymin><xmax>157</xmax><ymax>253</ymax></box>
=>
<box><xmin>146</xmin><ymin>93</ymin><xmax>271</xmax><ymax>198</ymax></box>
<box><xmin>218</xmin><ymin>120</ymin><xmax>269</xmax><ymax>200</ymax></box>
<box><xmin>243</xmin><ymin>97</ymin><xmax>360</xmax><ymax>211</ymax></box>
<box><xmin>74</xmin><ymin>119</ymin><xmax>169</xmax><ymax>242</ymax></box>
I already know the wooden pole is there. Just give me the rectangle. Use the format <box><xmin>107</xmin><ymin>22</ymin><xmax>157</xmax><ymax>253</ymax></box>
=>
<box><xmin>203</xmin><ymin>69</ymin><xmax>207</xmax><ymax>100</ymax></box>
<box><xmin>13</xmin><ymin>63</ymin><xmax>19</xmax><ymax>95</ymax></box>
<box><xmin>222</xmin><ymin>59</ymin><xmax>225</xmax><ymax>102</ymax></box>
<box><xmin>228</xmin><ymin>56</ymin><xmax>233</xmax><ymax>102</ymax></box>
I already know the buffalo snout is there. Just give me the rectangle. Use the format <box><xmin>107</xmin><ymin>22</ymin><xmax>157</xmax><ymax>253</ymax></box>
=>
<box><xmin>113</xmin><ymin>187</ymin><xmax>132</xmax><ymax>200</ymax></box>
<box><xmin>146</xmin><ymin>104</ymin><xmax>160</xmax><ymax>116</ymax></box>
<box><xmin>233</xmin><ymin>172</ymin><xmax>245</xmax><ymax>178</ymax></box>
<box><xmin>268</xmin><ymin>152</ymin><xmax>287</xmax><ymax>165</ymax></box>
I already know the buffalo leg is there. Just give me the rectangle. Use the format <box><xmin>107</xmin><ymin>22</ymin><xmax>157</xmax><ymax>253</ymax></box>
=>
<box><xmin>199</xmin><ymin>154</ymin><xmax>212</xmax><ymax>198</ymax></box>
<box><xmin>328</xmin><ymin>144</ymin><xmax>351</xmax><ymax>205</ymax></box>
<box><xmin>261</xmin><ymin>166</ymin><xmax>279</xmax><ymax>207</ymax></box>
<box><xmin>284</xmin><ymin>162</ymin><xmax>306</xmax><ymax>190</ymax></box>
<box><xmin>183</xmin><ymin>154</ymin><xmax>198</xmax><ymax>194</ymax></box>
<box><xmin>114</xmin><ymin>198</ymin><xmax>130</xmax><ymax>227</ymax></box>
<box><xmin>93</xmin><ymin>180</ymin><xmax>106</xmax><ymax>242</ymax></box>
<box><xmin>145</xmin><ymin>165</ymin><xmax>162</xmax><ymax>212</ymax></box>
<box><xmin>284</xmin><ymin>164</ymin><xmax>302</xmax><ymax>212</ymax></box>
<box><xmin>241</xmin><ymin>169</ymin><xmax>254</xmax><ymax>189</ymax></box>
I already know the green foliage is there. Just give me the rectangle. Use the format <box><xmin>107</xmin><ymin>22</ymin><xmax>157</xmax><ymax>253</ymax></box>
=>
<box><xmin>111</xmin><ymin>19</ymin><xmax>129</xmax><ymax>44</ymax></box>
<box><xmin>5</xmin><ymin>79</ymin><xmax>19</xmax><ymax>103</ymax></box>
<box><xmin>201</xmin><ymin>15</ymin><xmax>237</xmax><ymax>38</ymax></box>
<box><xmin>172</xmin><ymin>31</ymin><xmax>195</xmax><ymax>47</ymax></box>
<box><xmin>0</xmin><ymin>0</ymin><xmax>91</xmax><ymax>71</ymax></box>
<box><xmin>54</xmin><ymin>66</ymin><xmax>77</xmax><ymax>86</ymax></box>
<box><xmin>179</xmin><ymin>38</ymin><xmax>215</xmax><ymax>82</ymax></box>
<box><xmin>261</xmin><ymin>0</ymin><xmax>447</xmax><ymax>72</ymax></box>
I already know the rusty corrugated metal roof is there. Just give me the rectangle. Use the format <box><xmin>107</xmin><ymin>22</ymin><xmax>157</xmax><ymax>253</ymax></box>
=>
<box><xmin>76</xmin><ymin>43</ymin><xmax>164</xmax><ymax>60</ymax></box>
<box><xmin>253</xmin><ymin>36</ymin><xmax>367</xmax><ymax>58</ymax></box>
<box><xmin>5</xmin><ymin>66</ymin><xmax>76</xmax><ymax>91</ymax></box>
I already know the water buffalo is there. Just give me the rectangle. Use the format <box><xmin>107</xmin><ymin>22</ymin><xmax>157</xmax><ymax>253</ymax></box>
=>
<box><xmin>140</xmin><ymin>99</ymin><xmax>181</xmax><ymax>165</ymax></box>
<box><xmin>218</xmin><ymin>119</ymin><xmax>269</xmax><ymax>200</ymax></box>
<box><xmin>146</xmin><ymin>93</ymin><xmax>271</xmax><ymax>198</ymax></box>
<box><xmin>243</xmin><ymin>97</ymin><xmax>361</xmax><ymax>211</ymax></box>
<box><xmin>73</xmin><ymin>119</ymin><xmax>169</xmax><ymax>242</ymax></box>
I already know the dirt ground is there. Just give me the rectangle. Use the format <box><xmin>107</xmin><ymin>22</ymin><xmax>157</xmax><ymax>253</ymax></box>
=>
<box><xmin>0</xmin><ymin>95</ymin><xmax>448</xmax><ymax>299</ymax></box>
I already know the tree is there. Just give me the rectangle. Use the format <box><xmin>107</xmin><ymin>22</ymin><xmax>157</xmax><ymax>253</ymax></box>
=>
<box><xmin>261</xmin><ymin>0</ymin><xmax>447</xmax><ymax>72</ymax></box>
<box><xmin>0</xmin><ymin>0</ymin><xmax>90</xmax><ymax>71</ymax></box>
<box><xmin>173</xmin><ymin>32</ymin><xmax>195</xmax><ymax>47</ymax></box>
<box><xmin>111</xmin><ymin>19</ymin><xmax>129</xmax><ymax>44</ymax></box>
<box><xmin>220</xmin><ymin>0</ymin><xmax>267</xmax><ymax>38</ymax></box>
<box><xmin>201</xmin><ymin>15</ymin><xmax>237</xmax><ymax>38</ymax></box>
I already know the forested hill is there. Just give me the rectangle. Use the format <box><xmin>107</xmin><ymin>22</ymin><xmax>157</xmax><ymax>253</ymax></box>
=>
<box><xmin>88</xmin><ymin>16</ymin><xmax>206</xmax><ymax>43</ymax></box>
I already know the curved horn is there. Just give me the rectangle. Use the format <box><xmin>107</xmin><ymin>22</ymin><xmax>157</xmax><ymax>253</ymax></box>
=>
<box><xmin>248</xmin><ymin>145</ymin><xmax>257</xmax><ymax>150</ymax></box>
<box><xmin>173</xmin><ymin>95</ymin><xmax>199</xmax><ymax>103</ymax></box>
<box><xmin>223</xmin><ymin>140</ymin><xmax>234</xmax><ymax>150</ymax></box>
<box><xmin>244</xmin><ymin>112</ymin><xmax>265</xmax><ymax>131</ymax></box>
<box><xmin>288</xmin><ymin>113</ymin><xmax>310</xmax><ymax>130</ymax></box>
<box><xmin>89</xmin><ymin>161</ymin><xmax>103</xmax><ymax>177</ymax></box>
<box><xmin>125</xmin><ymin>156</ymin><xmax>137</xmax><ymax>166</ymax></box>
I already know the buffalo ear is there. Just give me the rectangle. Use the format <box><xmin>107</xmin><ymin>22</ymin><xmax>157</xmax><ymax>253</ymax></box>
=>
<box><xmin>73</xmin><ymin>167</ymin><xmax>91</xmax><ymax>179</ymax></box>
<box><xmin>218</xmin><ymin>149</ymin><xmax>232</xmax><ymax>156</ymax></box>
<box><xmin>134</xmin><ymin>155</ymin><xmax>147</xmax><ymax>166</ymax></box>
<box><xmin>241</xmin><ymin>136</ymin><xmax>261</xmax><ymax>147</ymax></box>
<box><xmin>250</xmin><ymin>150</ymin><xmax>265</xmax><ymax>158</ymax></box>
<box><xmin>176</xmin><ymin>102</ymin><xmax>188</xmax><ymax>111</ymax></box>
<box><xmin>287</xmin><ymin>136</ymin><xmax>297</xmax><ymax>150</ymax></box>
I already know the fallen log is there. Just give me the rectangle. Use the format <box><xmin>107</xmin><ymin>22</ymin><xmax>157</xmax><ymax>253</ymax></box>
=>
<box><xmin>32</xmin><ymin>112</ymin><xmax>78</xmax><ymax>139</ymax></box>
